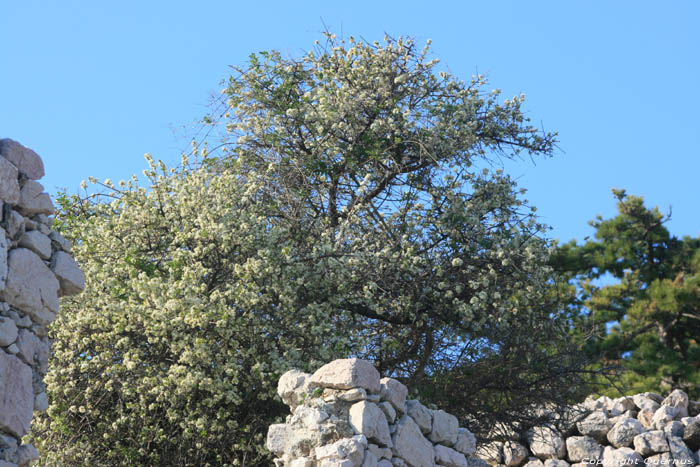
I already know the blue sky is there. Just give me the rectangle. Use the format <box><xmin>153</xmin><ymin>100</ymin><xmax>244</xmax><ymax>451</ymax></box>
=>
<box><xmin>2</xmin><ymin>1</ymin><xmax>698</xmax><ymax>242</ymax></box>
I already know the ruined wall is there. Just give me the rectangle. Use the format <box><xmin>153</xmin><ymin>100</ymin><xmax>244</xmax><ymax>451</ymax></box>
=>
<box><xmin>0</xmin><ymin>139</ymin><xmax>84</xmax><ymax>467</ymax></box>
<box><xmin>268</xmin><ymin>359</ymin><xmax>700</xmax><ymax>467</ymax></box>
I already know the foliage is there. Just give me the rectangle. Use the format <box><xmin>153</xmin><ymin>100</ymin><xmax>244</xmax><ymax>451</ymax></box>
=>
<box><xmin>34</xmin><ymin>33</ymin><xmax>591</xmax><ymax>465</ymax></box>
<box><xmin>553</xmin><ymin>189</ymin><xmax>700</xmax><ymax>399</ymax></box>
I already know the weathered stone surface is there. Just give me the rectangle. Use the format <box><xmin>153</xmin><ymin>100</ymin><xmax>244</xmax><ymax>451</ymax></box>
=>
<box><xmin>349</xmin><ymin>401</ymin><xmax>392</xmax><ymax>448</ymax></box>
<box><xmin>18</xmin><ymin>230</ymin><xmax>51</xmax><ymax>260</ymax></box>
<box><xmin>278</xmin><ymin>369</ymin><xmax>310</xmax><ymax>407</ymax></box>
<box><xmin>406</xmin><ymin>399</ymin><xmax>433</xmax><ymax>434</ymax></box>
<box><xmin>380</xmin><ymin>377</ymin><xmax>408</xmax><ymax>414</ymax></box>
<box><xmin>453</xmin><ymin>428</ymin><xmax>477</xmax><ymax>456</ymax></box>
<box><xmin>653</xmin><ymin>405</ymin><xmax>681</xmax><ymax>429</ymax></box>
<box><xmin>637</xmin><ymin>408</ymin><xmax>655</xmax><ymax>429</ymax></box>
<box><xmin>527</xmin><ymin>426</ymin><xmax>567</xmax><ymax>460</ymax></box>
<box><xmin>611</xmin><ymin>397</ymin><xmax>637</xmax><ymax>414</ymax></box>
<box><xmin>377</xmin><ymin>460</ymin><xmax>393</xmax><ymax>467</ymax></box>
<box><xmin>465</xmin><ymin>458</ymin><xmax>490</xmax><ymax>467</ymax></box>
<box><xmin>632</xmin><ymin>394</ymin><xmax>661</xmax><ymax>412</ymax></box>
<box><xmin>48</xmin><ymin>231</ymin><xmax>71</xmax><ymax>253</ymax></box>
<box><xmin>309</xmin><ymin>359</ymin><xmax>381</xmax><ymax>394</ymax></box>
<box><xmin>543</xmin><ymin>460</ymin><xmax>569</xmax><ymax>467</ymax></box>
<box><xmin>476</xmin><ymin>441</ymin><xmax>503</xmax><ymax>465</ymax></box>
<box><xmin>17</xmin><ymin>181</ymin><xmax>53</xmax><ymax>216</ymax></box>
<box><xmin>51</xmin><ymin>250</ymin><xmax>85</xmax><ymax>297</ymax></box>
<box><xmin>566</xmin><ymin>436</ymin><xmax>602</xmax><ymax>463</ymax></box>
<box><xmin>290</xmin><ymin>457</ymin><xmax>314</xmax><ymax>467</ymax></box>
<box><xmin>683</xmin><ymin>418</ymin><xmax>700</xmax><ymax>450</ymax></box>
<box><xmin>267</xmin><ymin>424</ymin><xmax>288</xmax><ymax>455</ymax></box>
<box><xmin>291</xmin><ymin>405</ymin><xmax>329</xmax><ymax>431</ymax></box>
<box><xmin>368</xmin><ymin>443</ymin><xmax>392</xmax><ymax>460</ymax></box>
<box><xmin>1</xmin><ymin>248</ymin><xmax>59</xmax><ymax>324</ymax></box>
<box><xmin>0</xmin><ymin>229</ymin><xmax>7</xmax><ymax>289</ymax></box>
<box><xmin>0</xmin><ymin>351</ymin><xmax>33</xmax><ymax>438</ymax></box>
<box><xmin>0</xmin><ymin>157</ymin><xmax>19</xmax><ymax>204</ymax></box>
<box><xmin>379</xmin><ymin>401</ymin><xmax>396</xmax><ymax>424</ymax></box>
<box><xmin>15</xmin><ymin>329</ymin><xmax>49</xmax><ymax>373</ymax></box>
<box><xmin>522</xmin><ymin>459</ymin><xmax>544</xmax><ymax>467</ymax></box>
<box><xmin>392</xmin><ymin>415</ymin><xmax>434</xmax><ymax>467</ymax></box>
<box><xmin>4</xmin><ymin>210</ymin><xmax>25</xmax><ymax>240</ymax></box>
<box><xmin>633</xmin><ymin>430</ymin><xmax>669</xmax><ymax>456</ymax></box>
<box><xmin>664</xmin><ymin>420</ymin><xmax>684</xmax><ymax>437</ymax></box>
<box><xmin>362</xmin><ymin>450</ymin><xmax>378</xmax><ymax>467</ymax></box>
<box><xmin>662</xmin><ymin>390</ymin><xmax>689</xmax><ymax>418</ymax></box>
<box><xmin>665</xmin><ymin>434</ymin><xmax>696</xmax><ymax>466</ymax></box>
<box><xmin>0</xmin><ymin>139</ymin><xmax>44</xmax><ymax>180</ymax></box>
<box><xmin>435</xmin><ymin>444</ymin><xmax>468</xmax><ymax>467</ymax></box>
<box><xmin>34</xmin><ymin>391</ymin><xmax>49</xmax><ymax>412</ymax></box>
<box><xmin>16</xmin><ymin>443</ymin><xmax>39</xmax><ymax>466</ymax></box>
<box><xmin>601</xmin><ymin>446</ymin><xmax>643</xmax><ymax>467</ymax></box>
<box><xmin>315</xmin><ymin>435</ymin><xmax>367</xmax><ymax>466</ymax></box>
<box><xmin>607</xmin><ymin>418</ymin><xmax>645</xmax><ymax>448</ymax></box>
<box><xmin>577</xmin><ymin>411</ymin><xmax>612</xmax><ymax>443</ymax></box>
<box><xmin>430</xmin><ymin>410</ymin><xmax>459</xmax><ymax>446</ymax></box>
<box><xmin>0</xmin><ymin>316</ymin><xmax>18</xmax><ymax>346</ymax></box>
<box><xmin>503</xmin><ymin>441</ymin><xmax>528</xmax><ymax>466</ymax></box>
<box><xmin>645</xmin><ymin>452</ymin><xmax>673</xmax><ymax>466</ymax></box>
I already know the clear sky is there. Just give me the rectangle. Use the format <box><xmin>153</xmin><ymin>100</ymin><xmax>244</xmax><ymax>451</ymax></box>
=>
<box><xmin>2</xmin><ymin>1</ymin><xmax>698</xmax><ymax>243</ymax></box>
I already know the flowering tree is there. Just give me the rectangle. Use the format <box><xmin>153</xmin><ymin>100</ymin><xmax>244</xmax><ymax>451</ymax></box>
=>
<box><xmin>33</xmin><ymin>34</ymin><xmax>590</xmax><ymax>466</ymax></box>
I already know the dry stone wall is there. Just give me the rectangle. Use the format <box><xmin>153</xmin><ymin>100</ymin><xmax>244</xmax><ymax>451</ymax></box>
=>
<box><xmin>0</xmin><ymin>139</ymin><xmax>84</xmax><ymax>467</ymax></box>
<box><xmin>268</xmin><ymin>359</ymin><xmax>700</xmax><ymax>467</ymax></box>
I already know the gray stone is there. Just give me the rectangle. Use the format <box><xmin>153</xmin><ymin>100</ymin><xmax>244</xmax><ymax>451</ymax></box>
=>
<box><xmin>476</xmin><ymin>441</ymin><xmax>503</xmax><ymax>465</ymax></box>
<box><xmin>611</xmin><ymin>397</ymin><xmax>637</xmax><ymax>414</ymax></box>
<box><xmin>430</xmin><ymin>410</ymin><xmax>459</xmax><ymax>446</ymax></box>
<box><xmin>632</xmin><ymin>394</ymin><xmax>661</xmax><ymax>412</ymax></box>
<box><xmin>368</xmin><ymin>443</ymin><xmax>392</xmax><ymax>460</ymax></box>
<box><xmin>683</xmin><ymin>418</ymin><xmax>700</xmax><ymax>450</ymax></box>
<box><xmin>290</xmin><ymin>405</ymin><xmax>329</xmax><ymax>430</ymax></box>
<box><xmin>0</xmin><ymin>351</ymin><xmax>34</xmax><ymax>438</ymax></box>
<box><xmin>377</xmin><ymin>461</ymin><xmax>393</xmax><ymax>467</ymax></box>
<box><xmin>577</xmin><ymin>411</ymin><xmax>612</xmax><ymax>443</ymax></box>
<box><xmin>338</xmin><ymin>388</ymin><xmax>369</xmax><ymax>402</ymax></box>
<box><xmin>48</xmin><ymin>231</ymin><xmax>71</xmax><ymax>253</ymax></box>
<box><xmin>645</xmin><ymin>452</ymin><xmax>673</xmax><ymax>466</ymax></box>
<box><xmin>527</xmin><ymin>426</ymin><xmax>567</xmax><ymax>460</ymax></box>
<box><xmin>0</xmin><ymin>157</ymin><xmax>19</xmax><ymax>204</ymax></box>
<box><xmin>18</xmin><ymin>231</ymin><xmax>51</xmax><ymax>260</ymax></box>
<box><xmin>315</xmin><ymin>435</ymin><xmax>367</xmax><ymax>466</ymax></box>
<box><xmin>566</xmin><ymin>436</ymin><xmax>602</xmax><ymax>463</ymax></box>
<box><xmin>665</xmin><ymin>434</ymin><xmax>696</xmax><ymax>466</ymax></box>
<box><xmin>0</xmin><ymin>139</ymin><xmax>44</xmax><ymax>180</ymax></box>
<box><xmin>4</xmin><ymin>211</ymin><xmax>25</xmax><ymax>240</ymax></box>
<box><xmin>664</xmin><ymin>420</ymin><xmax>684</xmax><ymax>437</ymax></box>
<box><xmin>0</xmin><ymin>317</ymin><xmax>18</xmax><ymax>347</ymax></box>
<box><xmin>435</xmin><ymin>444</ymin><xmax>468</xmax><ymax>467</ymax></box>
<box><xmin>653</xmin><ymin>406</ymin><xmax>682</xmax><ymax>429</ymax></box>
<box><xmin>379</xmin><ymin>401</ymin><xmax>396</xmax><ymax>424</ymax></box>
<box><xmin>267</xmin><ymin>423</ymin><xmax>288</xmax><ymax>455</ymax></box>
<box><xmin>17</xmin><ymin>181</ymin><xmax>53</xmax><ymax>216</ymax></box>
<box><xmin>1</xmin><ymin>248</ymin><xmax>59</xmax><ymax>324</ymax></box>
<box><xmin>51</xmin><ymin>250</ymin><xmax>85</xmax><ymax>297</ymax></box>
<box><xmin>362</xmin><ymin>450</ymin><xmax>378</xmax><ymax>467</ymax></box>
<box><xmin>309</xmin><ymin>359</ymin><xmax>381</xmax><ymax>394</ymax></box>
<box><xmin>607</xmin><ymin>418</ymin><xmax>645</xmax><ymax>448</ymax></box>
<box><xmin>0</xmin><ymin>229</ymin><xmax>7</xmax><ymax>289</ymax></box>
<box><xmin>543</xmin><ymin>461</ymin><xmax>569</xmax><ymax>467</ymax></box>
<box><xmin>349</xmin><ymin>401</ymin><xmax>392</xmax><ymax>448</ymax></box>
<box><xmin>601</xmin><ymin>447</ymin><xmax>643</xmax><ymax>467</ymax></box>
<box><xmin>15</xmin><ymin>329</ymin><xmax>49</xmax><ymax>373</ymax></box>
<box><xmin>523</xmin><ymin>459</ymin><xmax>544</xmax><ymax>467</ymax></box>
<box><xmin>278</xmin><ymin>369</ymin><xmax>310</xmax><ymax>407</ymax></box>
<box><xmin>633</xmin><ymin>430</ymin><xmax>669</xmax><ymax>456</ymax></box>
<box><xmin>662</xmin><ymin>390</ymin><xmax>690</xmax><ymax>418</ymax></box>
<box><xmin>380</xmin><ymin>377</ymin><xmax>408</xmax><ymax>414</ymax></box>
<box><xmin>502</xmin><ymin>441</ymin><xmax>528</xmax><ymax>466</ymax></box>
<box><xmin>16</xmin><ymin>443</ymin><xmax>39</xmax><ymax>466</ymax></box>
<box><xmin>454</xmin><ymin>428</ymin><xmax>477</xmax><ymax>456</ymax></box>
<box><xmin>406</xmin><ymin>399</ymin><xmax>433</xmax><ymax>434</ymax></box>
<box><xmin>637</xmin><ymin>408</ymin><xmax>655</xmax><ymax>429</ymax></box>
<box><xmin>392</xmin><ymin>415</ymin><xmax>434</xmax><ymax>467</ymax></box>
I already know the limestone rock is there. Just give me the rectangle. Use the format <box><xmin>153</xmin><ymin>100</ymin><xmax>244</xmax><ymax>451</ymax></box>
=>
<box><xmin>543</xmin><ymin>461</ymin><xmax>569</xmax><ymax>467</ymax></box>
<box><xmin>502</xmin><ymin>441</ymin><xmax>528</xmax><ymax>466</ymax></box>
<box><xmin>278</xmin><ymin>369</ymin><xmax>311</xmax><ymax>407</ymax></box>
<box><xmin>465</xmin><ymin>458</ymin><xmax>490</xmax><ymax>467</ymax></box>
<box><xmin>453</xmin><ymin>428</ymin><xmax>477</xmax><ymax>456</ymax></box>
<box><xmin>430</xmin><ymin>410</ymin><xmax>459</xmax><ymax>446</ymax></box>
<box><xmin>611</xmin><ymin>397</ymin><xmax>637</xmax><ymax>414</ymax></box>
<box><xmin>291</xmin><ymin>406</ymin><xmax>329</xmax><ymax>431</ymax></box>
<box><xmin>476</xmin><ymin>441</ymin><xmax>503</xmax><ymax>465</ymax></box>
<box><xmin>0</xmin><ymin>229</ymin><xmax>7</xmax><ymax>288</ymax></box>
<box><xmin>50</xmin><ymin>250</ymin><xmax>85</xmax><ymax>297</ymax></box>
<box><xmin>267</xmin><ymin>424</ymin><xmax>288</xmax><ymax>455</ymax></box>
<box><xmin>0</xmin><ymin>139</ymin><xmax>44</xmax><ymax>180</ymax></box>
<box><xmin>309</xmin><ymin>359</ymin><xmax>381</xmax><ymax>394</ymax></box>
<box><xmin>0</xmin><ymin>157</ymin><xmax>19</xmax><ymax>204</ymax></box>
<box><xmin>435</xmin><ymin>444</ymin><xmax>468</xmax><ymax>467</ymax></box>
<box><xmin>577</xmin><ymin>411</ymin><xmax>612</xmax><ymax>443</ymax></box>
<box><xmin>653</xmin><ymin>406</ymin><xmax>681</xmax><ymax>429</ymax></box>
<box><xmin>406</xmin><ymin>399</ymin><xmax>433</xmax><ymax>434</ymax></box>
<box><xmin>645</xmin><ymin>452</ymin><xmax>673</xmax><ymax>466</ymax></box>
<box><xmin>662</xmin><ymin>390</ymin><xmax>689</xmax><ymax>418</ymax></box>
<box><xmin>362</xmin><ymin>450</ymin><xmax>378</xmax><ymax>467</ymax></box>
<box><xmin>607</xmin><ymin>418</ymin><xmax>645</xmax><ymax>448</ymax></box>
<box><xmin>523</xmin><ymin>459</ymin><xmax>544</xmax><ymax>467</ymax></box>
<box><xmin>368</xmin><ymin>443</ymin><xmax>392</xmax><ymax>460</ymax></box>
<box><xmin>48</xmin><ymin>231</ymin><xmax>71</xmax><ymax>253</ymax></box>
<box><xmin>315</xmin><ymin>435</ymin><xmax>367</xmax><ymax>466</ymax></box>
<box><xmin>290</xmin><ymin>458</ymin><xmax>314</xmax><ymax>467</ymax></box>
<box><xmin>16</xmin><ymin>443</ymin><xmax>39</xmax><ymax>466</ymax></box>
<box><xmin>601</xmin><ymin>447</ymin><xmax>643</xmax><ymax>467</ymax></box>
<box><xmin>0</xmin><ymin>316</ymin><xmax>18</xmax><ymax>346</ymax></box>
<box><xmin>380</xmin><ymin>377</ymin><xmax>408</xmax><ymax>414</ymax></box>
<box><xmin>392</xmin><ymin>415</ymin><xmax>435</xmax><ymax>467</ymax></box>
<box><xmin>632</xmin><ymin>394</ymin><xmax>661</xmax><ymax>412</ymax></box>
<box><xmin>34</xmin><ymin>391</ymin><xmax>49</xmax><ymax>412</ymax></box>
<box><xmin>0</xmin><ymin>351</ymin><xmax>34</xmax><ymax>438</ymax></box>
<box><xmin>379</xmin><ymin>401</ymin><xmax>396</xmax><ymax>424</ymax></box>
<box><xmin>633</xmin><ymin>430</ymin><xmax>669</xmax><ymax>456</ymax></box>
<box><xmin>18</xmin><ymin>231</ymin><xmax>51</xmax><ymax>260</ymax></box>
<box><xmin>566</xmin><ymin>436</ymin><xmax>602</xmax><ymax>463</ymax></box>
<box><xmin>4</xmin><ymin>210</ymin><xmax>25</xmax><ymax>240</ymax></box>
<box><xmin>17</xmin><ymin>181</ymin><xmax>53</xmax><ymax>216</ymax></box>
<box><xmin>15</xmin><ymin>329</ymin><xmax>49</xmax><ymax>373</ymax></box>
<box><xmin>637</xmin><ymin>408</ymin><xmax>655</xmax><ymax>429</ymax></box>
<box><xmin>664</xmin><ymin>420</ymin><xmax>684</xmax><ymax>437</ymax></box>
<box><xmin>683</xmin><ymin>418</ymin><xmax>700</xmax><ymax>450</ymax></box>
<box><xmin>2</xmin><ymin>248</ymin><xmax>59</xmax><ymax>324</ymax></box>
<box><xmin>377</xmin><ymin>461</ymin><xmax>393</xmax><ymax>467</ymax></box>
<box><xmin>665</xmin><ymin>434</ymin><xmax>696</xmax><ymax>466</ymax></box>
<box><xmin>349</xmin><ymin>401</ymin><xmax>392</xmax><ymax>448</ymax></box>
<box><xmin>527</xmin><ymin>426</ymin><xmax>567</xmax><ymax>460</ymax></box>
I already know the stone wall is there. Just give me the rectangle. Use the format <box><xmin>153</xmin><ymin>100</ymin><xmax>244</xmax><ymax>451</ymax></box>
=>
<box><xmin>0</xmin><ymin>139</ymin><xmax>84</xmax><ymax>467</ymax></box>
<box><xmin>267</xmin><ymin>359</ymin><xmax>700</xmax><ymax>467</ymax></box>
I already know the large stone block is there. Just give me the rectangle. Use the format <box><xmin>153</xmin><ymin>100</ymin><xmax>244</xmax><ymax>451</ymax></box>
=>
<box><xmin>349</xmin><ymin>401</ymin><xmax>392</xmax><ymax>448</ymax></box>
<box><xmin>633</xmin><ymin>430</ymin><xmax>669</xmax><ymax>456</ymax></box>
<box><xmin>309</xmin><ymin>359</ymin><xmax>381</xmax><ymax>394</ymax></box>
<box><xmin>429</xmin><ymin>410</ymin><xmax>459</xmax><ymax>446</ymax></box>
<box><xmin>17</xmin><ymin>181</ymin><xmax>53</xmax><ymax>216</ymax></box>
<box><xmin>607</xmin><ymin>418</ymin><xmax>644</xmax><ymax>448</ymax></box>
<box><xmin>527</xmin><ymin>426</ymin><xmax>566</xmax><ymax>460</ymax></box>
<box><xmin>392</xmin><ymin>415</ymin><xmax>435</xmax><ymax>467</ymax></box>
<box><xmin>380</xmin><ymin>377</ymin><xmax>407</xmax><ymax>414</ymax></box>
<box><xmin>577</xmin><ymin>411</ymin><xmax>612</xmax><ymax>443</ymax></box>
<box><xmin>435</xmin><ymin>444</ymin><xmax>468</xmax><ymax>467</ymax></box>
<box><xmin>1</xmin><ymin>248</ymin><xmax>59</xmax><ymax>324</ymax></box>
<box><xmin>0</xmin><ymin>351</ymin><xmax>34</xmax><ymax>438</ymax></box>
<box><xmin>0</xmin><ymin>139</ymin><xmax>45</xmax><ymax>180</ymax></box>
<box><xmin>51</xmin><ymin>250</ymin><xmax>85</xmax><ymax>297</ymax></box>
<box><xmin>0</xmin><ymin>157</ymin><xmax>20</xmax><ymax>204</ymax></box>
<box><xmin>406</xmin><ymin>399</ymin><xmax>433</xmax><ymax>434</ymax></box>
<box><xmin>565</xmin><ymin>436</ymin><xmax>602</xmax><ymax>463</ymax></box>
